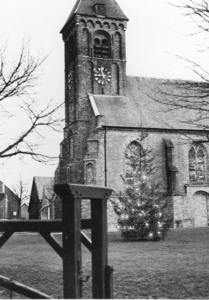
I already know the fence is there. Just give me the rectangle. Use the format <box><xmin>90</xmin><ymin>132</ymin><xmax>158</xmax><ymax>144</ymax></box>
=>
<box><xmin>0</xmin><ymin>183</ymin><xmax>113</xmax><ymax>299</ymax></box>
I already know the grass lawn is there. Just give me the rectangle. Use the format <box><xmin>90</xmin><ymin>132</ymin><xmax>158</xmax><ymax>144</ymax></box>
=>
<box><xmin>0</xmin><ymin>227</ymin><xmax>208</xmax><ymax>299</ymax></box>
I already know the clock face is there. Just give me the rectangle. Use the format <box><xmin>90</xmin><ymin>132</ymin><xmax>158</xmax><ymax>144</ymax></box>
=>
<box><xmin>68</xmin><ymin>71</ymin><xmax>73</xmax><ymax>89</ymax></box>
<box><xmin>94</xmin><ymin>67</ymin><xmax>111</xmax><ymax>85</ymax></box>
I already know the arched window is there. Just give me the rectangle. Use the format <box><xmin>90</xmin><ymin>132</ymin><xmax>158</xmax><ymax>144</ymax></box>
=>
<box><xmin>85</xmin><ymin>163</ymin><xmax>95</xmax><ymax>185</ymax></box>
<box><xmin>94</xmin><ymin>31</ymin><xmax>111</xmax><ymax>58</ymax></box>
<box><xmin>125</xmin><ymin>141</ymin><xmax>142</xmax><ymax>181</ymax></box>
<box><xmin>189</xmin><ymin>145</ymin><xmax>206</xmax><ymax>182</ymax></box>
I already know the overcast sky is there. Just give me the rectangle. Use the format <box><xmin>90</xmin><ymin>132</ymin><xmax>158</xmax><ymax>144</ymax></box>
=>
<box><xmin>0</xmin><ymin>0</ymin><xmax>206</xmax><ymax>192</ymax></box>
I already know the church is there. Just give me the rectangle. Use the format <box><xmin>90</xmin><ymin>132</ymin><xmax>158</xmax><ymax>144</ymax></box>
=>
<box><xmin>54</xmin><ymin>0</ymin><xmax>209</xmax><ymax>230</ymax></box>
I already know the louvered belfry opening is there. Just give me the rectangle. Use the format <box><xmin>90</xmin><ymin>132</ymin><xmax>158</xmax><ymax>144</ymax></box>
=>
<box><xmin>94</xmin><ymin>33</ymin><xmax>111</xmax><ymax>58</ymax></box>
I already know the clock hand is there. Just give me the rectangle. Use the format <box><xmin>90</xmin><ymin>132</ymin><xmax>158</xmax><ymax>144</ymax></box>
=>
<box><xmin>101</xmin><ymin>68</ymin><xmax>105</xmax><ymax>78</ymax></box>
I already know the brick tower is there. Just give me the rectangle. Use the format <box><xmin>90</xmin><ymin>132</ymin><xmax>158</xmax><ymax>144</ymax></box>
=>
<box><xmin>56</xmin><ymin>0</ymin><xmax>129</xmax><ymax>184</ymax></box>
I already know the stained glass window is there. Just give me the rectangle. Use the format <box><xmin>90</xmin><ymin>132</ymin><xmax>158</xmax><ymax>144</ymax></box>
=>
<box><xmin>189</xmin><ymin>145</ymin><xmax>206</xmax><ymax>182</ymax></box>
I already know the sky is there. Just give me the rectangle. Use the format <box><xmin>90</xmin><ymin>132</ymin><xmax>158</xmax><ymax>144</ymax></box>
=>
<box><xmin>0</xmin><ymin>0</ymin><xmax>206</xmax><ymax>193</ymax></box>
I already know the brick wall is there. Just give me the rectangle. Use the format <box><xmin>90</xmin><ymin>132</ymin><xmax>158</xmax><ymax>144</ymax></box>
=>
<box><xmin>84</xmin><ymin>127</ymin><xmax>209</xmax><ymax>230</ymax></box>
<box><xmin>55</xmin><ymin>7</ymin><xmax>209</xmax><ymax>230</ymax></box>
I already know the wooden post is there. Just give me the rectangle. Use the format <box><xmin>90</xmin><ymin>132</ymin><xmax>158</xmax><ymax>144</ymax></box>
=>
<box><xmin>55</xmin><ymin>184</ymin><xmax>82</xmax><ymax>299</ymax></box>
<box><xmin>105</xmin><ymin>265</ymin><xmax>114</xmax><ymax>299</ymax></box>
<box><xmin>54</xmin><ymin>183</ymin><xmax>113</xmax><ymax>299</ymax></box>
<box><xmin>91</xmin><ymin>198</ymin><xmax>108</xmax><ymax>299</ymax></box>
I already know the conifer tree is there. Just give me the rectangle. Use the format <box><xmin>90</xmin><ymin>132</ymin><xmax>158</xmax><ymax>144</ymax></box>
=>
<box><xmin>112</xmin><ymin>133</ymin><xmax>171</xmax><ymax>241</ymax></box>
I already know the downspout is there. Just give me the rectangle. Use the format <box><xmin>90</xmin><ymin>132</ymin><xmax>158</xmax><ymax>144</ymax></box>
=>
<box><xmin>104</xmin><ymin>126</ymin><xmax>107</xmax><ymax>187</ymax></box>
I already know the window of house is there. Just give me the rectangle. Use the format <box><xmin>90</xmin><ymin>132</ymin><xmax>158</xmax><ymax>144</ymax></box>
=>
<box><xmin>189</xmin><ymin>145</ymin><xmax>206</xmax><ymax>182</ymax></box>
<box><xmin>94</xmin><ymin>32</ymin><xmax>111</xmax><ymax>58</ymax></box>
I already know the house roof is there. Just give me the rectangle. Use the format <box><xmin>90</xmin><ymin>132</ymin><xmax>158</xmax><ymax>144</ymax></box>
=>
<box><xmin>33</xmin><ymin>177</ymin><xmax>54</xmax><ymax>200</ymax></box>
<box><xmin>61</xmin><ymin>0</ymin><xmax>128</xmax><ymax>33</ymax></box>
<box><xmin>90</xmin><ymin>76</ymin><xmax>207</xmax><ymax>131</ymax></box>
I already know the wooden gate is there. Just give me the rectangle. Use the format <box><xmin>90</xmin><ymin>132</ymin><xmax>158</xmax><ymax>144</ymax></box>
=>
<box><xmin>0</xmin><ymin>183</ymin><xmax>113</xmax><ymax>299</ymax></box>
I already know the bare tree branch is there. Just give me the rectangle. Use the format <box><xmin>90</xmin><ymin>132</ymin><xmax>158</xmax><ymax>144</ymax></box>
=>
<box><xmin>11</xmin><ymin>176</ymin><xmax>29</xmax><ymax>219</ymax></box>
<box><xmin>0</xmin><ymin>40</ymin><xmax>64</xmax><ymax>162</ymax></box>
<box><xmin>147</xmin><ymin>1</ymin><xmax>209</xmax><ymax>131</ymax></box>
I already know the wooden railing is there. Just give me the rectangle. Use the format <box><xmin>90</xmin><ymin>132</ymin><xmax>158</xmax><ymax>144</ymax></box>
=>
<box><xmin>0</xmin><ymin>183</ymin><xmax>113</xmax><ymax>299</ymax></box>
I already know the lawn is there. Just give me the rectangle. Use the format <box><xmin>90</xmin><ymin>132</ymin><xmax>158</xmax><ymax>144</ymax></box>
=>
<box><xmin>0</xmin><ymin>228</ymin><xmax>208</xmax><ymax>299</ymax></box>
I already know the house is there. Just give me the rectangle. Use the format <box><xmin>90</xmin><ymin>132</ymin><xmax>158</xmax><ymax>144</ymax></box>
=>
<box><xmin>28</xmin><ymin>177</ymin><xmax>54</xmax><ymax>219</ymax></box>
<box><xmin>54</xmin><ymin>0</ymin><xmax>209</xmax><ymax>230</ymax></box>
<box><xmin>0</xmin><ymin>181</ymin><xmax>19</xmax><ymax>219</ymax></box>
<box><xmin>20</xmin><ymin>203</ymin><xmax>29</xmax><ymax>219</ymax></box>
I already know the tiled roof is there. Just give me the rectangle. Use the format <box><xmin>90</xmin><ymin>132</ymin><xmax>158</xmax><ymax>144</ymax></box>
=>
<box><xmin>34</xmin><ymin>177</ymin><xmax>54</xmax><ymax>200</ymax></box>
<box><xmin>93</xmin><ymin>95</ymin><xmax>143</xmax><ymax>127</ymax></box>
<box><xmin>61</xmin><ymin>0</ymin><xmax>128</xmax><ymax>32</ymax></box>
<box><xmin>91</xmin><ymin>76</ymin><xmax>207</xmax><ymax>131</ymax></box>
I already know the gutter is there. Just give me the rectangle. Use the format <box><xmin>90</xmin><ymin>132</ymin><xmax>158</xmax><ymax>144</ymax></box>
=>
<box><xmin>100</xmin><ymin>125</ymin><xmax>209</xmax><ymax>134</ymax></box>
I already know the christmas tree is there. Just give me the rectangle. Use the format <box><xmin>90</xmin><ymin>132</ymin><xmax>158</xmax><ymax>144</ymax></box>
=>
<box><xmin>112</xmin><ymin>133</ymin><xmax>171</xmax><ymax>241</ymax></box>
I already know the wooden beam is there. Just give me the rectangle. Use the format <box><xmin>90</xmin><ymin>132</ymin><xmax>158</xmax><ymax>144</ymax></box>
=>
<box><xmin>39</xmin><ymin>232</ymin><xmax>63</xmax><ymax>258</ymax></box>
<box><xmin>0</xmin><ymin>219</ymin><xmax>91</xmax><ymax>232</ymax></box>
<box><xmin>54</xmin><ymin>183</ymin><xmax>112</xmax><ymax>200</ymax></box>
<box><xmin>0</xmin><ymin>274</ymin><xmax>53</xmax><ymax>299</ymax></box>
<box><xmin>91</xmin><ymin>198</ymin><xmax>108</xmax><ymax>299</ymax></box>
<box><xmin>0</xmin><ymin>220</ymin><xmax>63</xmax><ymax>232</ymax></box>
<box><xmin>81</xmin><ymin>231</ymin><xmax>92</xmax><ymax>252</ymax></box>
<box><xmin>105</xmin><ymin>265</ymin><xmax>114</xmax><ymax>299</ymax></box>
<box><xmin>81</xmin><ymin>219</ymin><xmax>92</xmax><ymax>229</ymax></box>
<box><xmin>62</xmin><ymin>189</ymin><xmax>82</xmax><ymax>299</ymax></box>
<box><xmin>0</xmin><ymin>232</ymin><xmax>13</xmax><ymax>248</ymax></box>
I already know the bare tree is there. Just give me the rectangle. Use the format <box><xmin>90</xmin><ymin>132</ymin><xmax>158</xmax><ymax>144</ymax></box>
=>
<box><xmin>11</xmin><ymin>176</ymin><xmax>29</xmax><ymax>219</ymax></box>
<box><xmin>0</xmin><ymin>41</ymin><xmax>63</xmax><ymax>163</ymax></box>
<box><xmin>149</xmin><ymin>1</ymin><xmax>209</xmax><ymax>131</ymax></box>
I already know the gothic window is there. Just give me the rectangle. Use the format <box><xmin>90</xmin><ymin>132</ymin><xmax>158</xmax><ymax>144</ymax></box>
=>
<box><xmin>189</xmin><ymin>145</ymin><xmax>206</xmax><ymax>182</ymax></box>
<box><xmin>85</xmin><ymin>163</ymin><xmax>95</xmax><ymax>185</ymax></box>
<box><xmin>125</xmin><ymin>141</ymin><xmax>142</xmax><ymax>182</ymax></box>
<box><xmin>94</xmin><ymin>31</ymin><xmax>111</xmax><ymax>58</ymax></box>
<box><xmin>164</xmin><ymin>139</ymin><xmax>178</xmax><ymax>193</ymax></box>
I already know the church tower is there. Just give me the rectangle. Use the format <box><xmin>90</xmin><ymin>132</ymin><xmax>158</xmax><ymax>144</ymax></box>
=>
<box><xmin>57</xmin><ymin>0</ymin><xmax>128</xmax><ymax>184</ymax></box>
<box><xmin>61</xmin><ymin>0</ymin><xmax>128</xmax><ymax>126</ymax></box>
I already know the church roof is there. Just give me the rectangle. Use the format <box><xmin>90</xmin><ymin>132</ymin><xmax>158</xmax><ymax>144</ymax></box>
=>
<box><xmin>90</xmin><ymin>77</ymin><xmax>206</xmax><ymax>131</ymax></box>
<box><xmin>61</xmin><ymin>0</ymin><xmax>128</xmax><ymax>33</ymax></box>
<box><xmin>92</xmin><ymin>95</ymin><xmax>144</xmax><ymax>127</ymax></box>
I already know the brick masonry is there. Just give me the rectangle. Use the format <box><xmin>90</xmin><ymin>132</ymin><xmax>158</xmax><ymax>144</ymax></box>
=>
<box><xmin>55</xmin><ymin>0</ymin><xmax>209</xmax><ymax>230</ymax></box>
